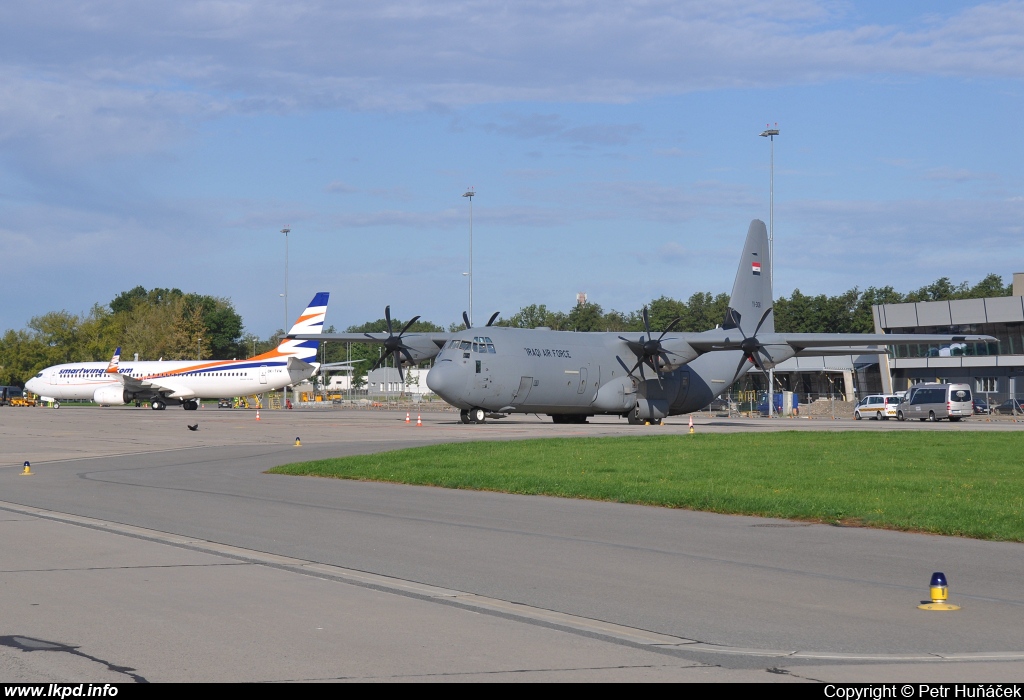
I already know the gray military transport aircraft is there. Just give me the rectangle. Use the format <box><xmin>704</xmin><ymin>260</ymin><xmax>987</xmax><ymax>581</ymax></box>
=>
<box><xmin>294</xmin><ymin>220</ymin><xmax>993</xmax><ymax>425</ymax></box>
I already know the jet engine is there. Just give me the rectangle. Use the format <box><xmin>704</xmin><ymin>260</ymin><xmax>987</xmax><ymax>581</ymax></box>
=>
<box><xmin>93</xmin><ymin>385</ymin><xmax>130</xmax><ymax>406</ymax></box>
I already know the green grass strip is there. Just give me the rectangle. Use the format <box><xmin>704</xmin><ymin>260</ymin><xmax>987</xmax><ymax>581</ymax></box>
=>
<box><xmin>270</xmin><ymin>432</ymin><xmax>1024</xmax><ymax>541</ymax></box>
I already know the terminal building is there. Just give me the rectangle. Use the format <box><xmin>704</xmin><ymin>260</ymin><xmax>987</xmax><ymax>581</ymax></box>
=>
<box><xmin>872</xmin><ymin>272</ymin><xmax>1024</xmax><ymax>406</ymax></box>
<box><xmin>757</xmin><ymin>273</ymin><xmax>1024</xmax><ymax>406</ymax></box>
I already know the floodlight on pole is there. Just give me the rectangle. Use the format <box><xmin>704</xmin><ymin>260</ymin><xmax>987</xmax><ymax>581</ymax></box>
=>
<box><xmin>462</xmin><ymin>188</ymin><xmax>474</xmax><ymax>327</ymax></box>
<box><xmin>281</xmin><ymin>227</ymin><xmax>291</xmax><ymax>332</ymax></box>
<box><xmin>759</xmin><ymin>124</ymin><xmax>779</xmax><ymax>413</ymax></box>
<box><xmin>281</xmin><ymin>226</ymin><xmax>291</xmax><ymax>406</ymax></box>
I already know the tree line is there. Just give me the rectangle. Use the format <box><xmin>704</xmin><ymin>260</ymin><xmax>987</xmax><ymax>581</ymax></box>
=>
<box><xmin>0</xmin><ymin>287</ymin><xmax>247</xmax><ymax>386</ymax></box>
<box><xmin>1</xmin><ymin>274</ymin><xmax>1012</xmax><ymax>387</ymax></box>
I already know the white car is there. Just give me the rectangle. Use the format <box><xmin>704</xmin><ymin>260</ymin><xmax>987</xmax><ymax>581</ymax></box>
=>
<box><xmin>854</xmin><ymin>395</ymin><xmax>900</xmax><ymax>421</ymax></box>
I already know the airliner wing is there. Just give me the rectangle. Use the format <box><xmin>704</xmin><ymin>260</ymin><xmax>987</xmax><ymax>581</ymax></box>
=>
<box><xmin>108</xmin><ymin>372</ymin><xmax>196</xmax><ymax>399</ymax></box>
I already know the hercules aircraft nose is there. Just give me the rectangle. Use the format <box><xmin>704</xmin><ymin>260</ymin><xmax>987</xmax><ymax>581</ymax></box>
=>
<box><xmin>426</xmin><ymin>361</ymin><xmax>466</xmax><ymax>404</ymax></box>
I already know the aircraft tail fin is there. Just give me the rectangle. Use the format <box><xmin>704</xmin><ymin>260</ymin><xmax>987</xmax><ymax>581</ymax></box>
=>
<box><xmin>724</xmin><ymin>220</ymin><xmax>773</xmax><ymax>334</ymax></box>
<box><xmin>104</xmin><ymin>347</ymin><xmax>122</xmax><ymax>374</ymax></box>
<box><xmin>259</xmin><ymin>292</ymin><xmax>329</xmax><ymax>361</ymax></box>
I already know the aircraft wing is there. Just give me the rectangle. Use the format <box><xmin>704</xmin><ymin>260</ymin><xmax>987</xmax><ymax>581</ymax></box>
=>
<box><xmin>290</xmin><ymin>332</ymin><xmax>452</xmax><ymax>364</ymax></box>
<box><xmin>686</xmin><ymin>332</ymin><xmax>996</xmax><ymax>352</ymax></box>
<box><xmin>111</xmin><ymin>372</ymin><xmax>196</xmax><ymax>399</ymax></box>
<box><xmin>293</xmin><ymin>332</ymin><xmax>451</xmax><ymax>347</ymax></box>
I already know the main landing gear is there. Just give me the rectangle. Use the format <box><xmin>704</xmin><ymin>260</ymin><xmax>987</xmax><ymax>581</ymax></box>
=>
<box><xmin>150</xmin><ymin>400</ymin><xmax>166</xmax><ymax>410</ymax></box>
<box><xmin>550</xmin><ymin>414</ymin><xmax>589</xmax><ymax>424</ymax></box>
<box><xmin>460</xmin><ymin>408</ymin><xmax>486</xmax><ymax>424</ymax></box>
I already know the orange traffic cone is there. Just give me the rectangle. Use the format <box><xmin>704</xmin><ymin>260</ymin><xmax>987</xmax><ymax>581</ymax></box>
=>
<box><xmin>416</xmin><ymin>414</ymin><xmax>422</xmax><ymax>427</ymax></box>
<box><xmin>688</xmin><ymin>415</ymin><xmax>694</xmax><ymax>434</ymax></box>
<box><xmin>405</xmin><ymin>411</ymin><xmax>410</xmax><ymax>424</ymax></box>
<box><xmin>256</xmin><ymin>410</ymin><xmax>261</xmax><ymax>421</ymax></box>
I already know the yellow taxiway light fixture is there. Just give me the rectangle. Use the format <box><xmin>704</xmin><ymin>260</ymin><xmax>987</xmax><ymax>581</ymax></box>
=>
<box><xmin>21</xmin><ymin>461</ymin><xmax>32</xmax><ymax>475</ymax></box>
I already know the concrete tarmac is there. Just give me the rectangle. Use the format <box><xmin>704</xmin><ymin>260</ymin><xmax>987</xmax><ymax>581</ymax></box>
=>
<box><xmin>1</xmin><ymin>406</ymin><xmax>1022</xmax><ymax>682</ymax></box>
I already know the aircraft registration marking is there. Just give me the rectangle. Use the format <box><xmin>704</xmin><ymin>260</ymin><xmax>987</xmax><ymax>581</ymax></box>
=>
<box><xmin>524</xmin><ymin>347</ymin><xmax>573</xmax><ymax>358</ymax></box>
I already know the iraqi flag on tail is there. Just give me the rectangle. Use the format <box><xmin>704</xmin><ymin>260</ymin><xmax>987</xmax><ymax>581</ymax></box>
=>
<box><xmin>751</xmin><ymin>261</ymin><xmax>762</xmax><ymax>276</ymax></box>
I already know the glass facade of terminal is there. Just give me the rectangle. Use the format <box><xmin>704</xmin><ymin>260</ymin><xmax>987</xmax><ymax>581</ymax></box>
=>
<box><xmin>885</xmin><ymin>322</ymin><xmax>1021</xmax><ymax>358</ymax></box>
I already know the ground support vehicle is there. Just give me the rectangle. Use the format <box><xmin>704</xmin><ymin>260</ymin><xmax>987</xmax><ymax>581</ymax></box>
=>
<box><xmin>854</xmin><ymin>394</ymin><xmax>900</xmax><ymax>420</ymax></box>
<box><xmin>896</xmin><ymin>383</ymin><xmax>973</xmax><ymax>422</ymax></box>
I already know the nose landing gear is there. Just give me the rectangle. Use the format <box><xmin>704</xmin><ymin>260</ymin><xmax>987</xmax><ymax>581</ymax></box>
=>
<box><xmin>460</xmin><ymin>408</ymin><xmax>486</xmax><ymax>424</ymax></box>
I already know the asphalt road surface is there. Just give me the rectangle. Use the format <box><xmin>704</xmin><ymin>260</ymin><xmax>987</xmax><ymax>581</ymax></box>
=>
<box><xmin>1</xmin><ymin>405</ymin><xmax>1022</xmax><ymax>682</ymax></box>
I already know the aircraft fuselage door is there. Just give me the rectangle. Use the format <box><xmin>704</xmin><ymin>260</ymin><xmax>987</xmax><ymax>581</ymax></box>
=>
<box><xmin>511</xmin><ymin>376</ymin><xmax>533</xmax><ymax>406</ymax></box>
<box><xmin>259</xmin><ymin>365</ymin><xmax>268</xmax><ymax>384</ymax></box>
<box><xmin>577</xmin><ymin>367</ymin><xmax>588</xmax><ymax>394</ymax></box>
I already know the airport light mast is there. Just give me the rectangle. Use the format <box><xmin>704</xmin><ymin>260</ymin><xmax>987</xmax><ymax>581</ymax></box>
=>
<box><xmin>462</xmin><ymin>188</ymin><xmax>475</xmax><ymax>328</ymax></box>
<box><xmin>759</xmin><ymin>125</ymin><xmax>779</xmax><ymax>415</ymax></box>
<box><xmin>282</xmin><ymin>226</ymin><xmax>291</xmax><ymax>406</ymax></box>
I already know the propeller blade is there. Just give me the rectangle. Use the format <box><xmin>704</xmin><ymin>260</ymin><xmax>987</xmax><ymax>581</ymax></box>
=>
<box><xmin>642</xmin><ymin>306</ymin><xmax>651</xmax><ymax>336</ymax></box>
<box><xmin>399</xmin><ymin>347</ymin><xmax>416</xmax><ymax>366</ymax></box>
<box><xmin>658</xmin><ymin>317</ymin><xmax>682</xmax><ymax>340</ymax></box>
<box><xmin>399</xmin><ymin>315</ymin><xmax>421</xmax><ymax>336</ymax></box>
<box><xmin>463</xmin><ymin>311</ymin><xmax>471</xmax><ymax>329</ymax></box>
<box><xmin>643</xmin><ymin>356</ymin><xmax>663</xmax><ymax>388</ymax></box>
<box><xmin>618</xmin><ymin>336</ymin><xmax>644</xmax><ymax>354</ymax></box>
<box><xmin>385</xmin><ymin>305</ymin><xmax>393</xmax><ymax>335</ymax></box>
<box><xmin>486</xmin><ymin>311</ymin><xmax>500</xmax><ymax>327</ymax></box>
<box><xmin>753</xmin><ymin>306</ymin><xmax>773</xmax><ymax>336</ymax></box>
<box><xmin>733</xmin><ymin>354</ymin><xmax>750</xmax><ymax>383</ymax></box>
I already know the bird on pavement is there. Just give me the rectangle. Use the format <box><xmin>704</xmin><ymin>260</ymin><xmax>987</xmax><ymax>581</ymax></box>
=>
<box><xmin>187</xmin><ymin>424</ymin><xmax>198</xmax><ymax>431</ymax></box>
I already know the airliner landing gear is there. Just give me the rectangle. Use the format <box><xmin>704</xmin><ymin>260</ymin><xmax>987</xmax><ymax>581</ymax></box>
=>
<box><xmin>183</xmin><ymin>400</ymin><xmax>199</xmax><ymax>411</ymax></box>
<box><xmin>151</xmin><ymin>400</ymin><xmax>166</xmax><ymax>410</ymax></box>
<box><xmin>460</xmin><ymin>409</ymin><xmax>471</xmax><ymax>424</ymax></box>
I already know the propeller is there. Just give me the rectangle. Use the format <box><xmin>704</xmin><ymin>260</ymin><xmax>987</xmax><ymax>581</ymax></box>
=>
<box><xmin>462</xmin><ymin>311</ymin><xmax>500</xmax><ymax>329</ymax></box>
<box><xmin>617</xmin><ymin>306</ymin><xmax>682</xmax><ymax>386</ymax></box>
<box><xmin>729</xmin><ymin>306</ymin><xmax>775</xmax><ymax>385</ymax></box>
<box><xmin>366</xmin><ymin>305</ymin><xmax>420</xmax><ymax>382</ymax></box>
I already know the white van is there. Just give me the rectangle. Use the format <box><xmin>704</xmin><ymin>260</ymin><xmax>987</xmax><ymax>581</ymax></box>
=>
<box><xmin>854</xmin><ymin>395</ymin><xmax>901</xmax><ymax>420</ymax></box>
<box><xmin>896</xmin><ymin>383</ymin><xmax>973</xmax><ymax>422</ymax></box>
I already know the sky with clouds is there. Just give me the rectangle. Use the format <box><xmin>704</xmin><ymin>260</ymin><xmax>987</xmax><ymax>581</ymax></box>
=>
<box><xmin>1</xmin><ymin>0</ymin><xmax>1022</xmax><ymax>338</ymax></box>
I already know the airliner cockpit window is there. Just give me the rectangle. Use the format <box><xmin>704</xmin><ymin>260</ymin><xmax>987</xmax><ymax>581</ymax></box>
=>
<box><xmin>460</xmin><ymin>340</ymin><xmax>471</xmax><ymax>350</ymax></box>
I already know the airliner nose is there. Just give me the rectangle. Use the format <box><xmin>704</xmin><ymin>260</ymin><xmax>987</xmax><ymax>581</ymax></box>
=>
<box><xmin>426</xmin><ymin>361</ymin><xmax>465</xmax><ymax>403</ymax></box>
<box><xmin>25</xmin><ymin>378</ymin><xmax>41</xmax><ymax>395</ymax></box>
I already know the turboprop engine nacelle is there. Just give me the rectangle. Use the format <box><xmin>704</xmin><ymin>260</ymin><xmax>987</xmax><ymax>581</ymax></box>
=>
<box><xmin>592</xmin><ymin>375</ymin><xmax>638</xmax><ymax>413</ymax></box>
<box><xmin>93</xmin><ymin>385</ymin><xmax>130</xmax><ymax>406</ymax></box>
<box><xmin>635</xmin><ymin>398</ymin><xmax>669</xmax><ymax>422</ymax></box>
<box><xmin>658</xmin><ymin>340</ymin><xmax>699</xmax><ymax>371</ymax></box>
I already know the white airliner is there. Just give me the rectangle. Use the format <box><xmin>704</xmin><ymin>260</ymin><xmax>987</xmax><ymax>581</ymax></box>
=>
<box><xmin>24</xmin><ymin>292</ymin><xmax>329</xmax><ymax>410</ymax></box>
